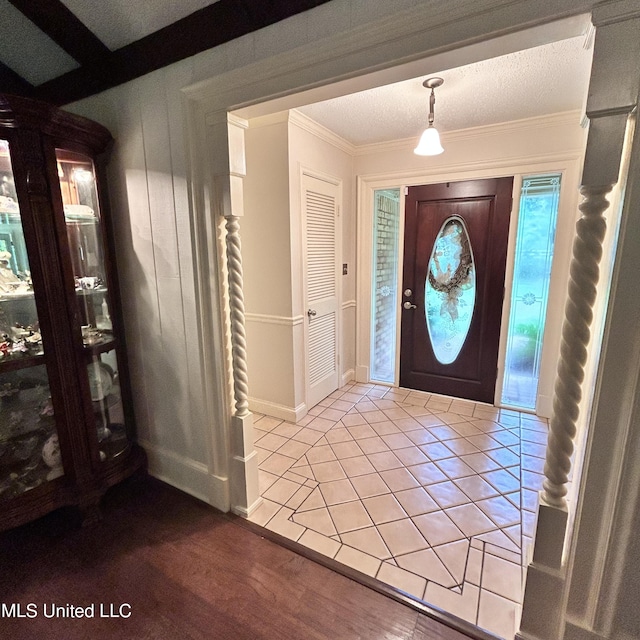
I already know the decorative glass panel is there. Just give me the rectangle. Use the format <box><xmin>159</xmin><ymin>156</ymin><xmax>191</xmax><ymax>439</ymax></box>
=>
<box><xmin>371</xmin><ymin>189</ymin><xmax>400</xmax><ymax>382</ymax></box>
<box><xmin>502</xmin><ymin>174</ymin><xmax>561</xmax><ymax>409</ymax></box>
<box><xmin>425</xmin><ymin>216</ymin><xmax>476</xmax><ymax>365</ymax></box>
<box><xmin>56</xmin><ymin>150</ymin><xmax>129</xmax><ymax>462</ymax></box>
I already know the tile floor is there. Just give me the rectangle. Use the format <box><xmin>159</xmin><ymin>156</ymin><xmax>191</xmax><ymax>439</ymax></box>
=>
<box><xmin>248</xmin><ymin>382</ymin><xmax>548</xmax><ymax>639</ymax></box>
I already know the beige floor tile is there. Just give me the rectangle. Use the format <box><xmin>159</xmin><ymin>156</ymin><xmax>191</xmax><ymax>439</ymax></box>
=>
<box><xmin>404</xmin><ymin>428</ymin><xmax>437</xmax><ymax>446</ymax></box>
<box><xmin>340</xmin><ymin>412</ymin><xmax>367</xmax><ymax>427</ymax></box>
<box><xmin>394</xmin><ymin>487</ymin><xmax>440</xmax><ymax>516</ymax></box>
<box><xmin>444</xmin><ymin>438</ymin><xmax>480</xmax><ymax>456</ymax></box>
<box><xmin>465</xmin><ymin>546</ymin><xmax>483</xmax><ymax>586</ymax></box>
<box><xmin>368</xmin><ymin>451</ymin><xmax>404</xmax><ymax>472</ymax></box>
<box><xmin>347</xmin><ymin>423</ymin><xmax>378</xmax><ymax>440</ymax></box>
<box><xmin>420</xmin><ymin>442</ymin><xmax>455</xmax><ymax>461</ymax></box>
<box><xmin>246</xmin><ymin>498</ymin><xmax>281</xmax><ymax>527</ymax></box>
<box><xmin>256</xmin><ymin>432</ymin><xmax>289</xmax><ymax>452</ymax></box>
<box><xmin>413</xmin><ymin>511</ymin><xmax>466</xmax><ymax>546</ymax></box>
<box><xmin>449</xmin><ymin>399</ymin><xmax>477</xmax><ymax>416</ymax></box>
<box><xmin>393</xmin><ymin>417</ymin><xmax>425</xmax><ymax>432</ymax></box>
<box><xmin>394</xmin><ymin>446</ymin><xmax>429</xmax><ymax>467</ymax></box>
<box><xmin>431</xmin><ymin>425</ymin><xmax>465</xmax><ymax>441</ymax></box>
<box><xmin>445</xmin><ymin>503</ymin><xmax>497</xmax><ymax>537</ymax></box>
<box><xmin>483</xmin><ymin>469</ymin><xmax>521</xmax><ymax>494</ymax></box>
<box><xmin>371</xmin><ymin>420</ymin><xmax>401</xmax><ymax>436</ymax></box>
<box><xmin>329</xmin><ymin>501</ymin><xmax>373</xmax><ymax>533</ymax></box>
<box><xmin>311</xmin><ymin>460</ymin><xmax>346</xmax><ymax>482</ymax></box>
<box><xmin>319</xmin><ymin>407</ymin><xmax>347</xmax><ymax>422</ymax></box>
<box><xmin>432</xmin><ymin>539</ymin><xmax>470</xmax><ymax>584</ymax></box>
<box><xmin>492</xmin><ymin>430</ymin><xmax>520</xmax><ymax>447</ymax></box>
<box><xmin>380</xmin><ymin>432</ymin><xmax>415</xmax><ymax>450</ymax></box>
<box><xmin>474</xmin><ymin>406</ymin><xmax>501</xmax><ymax>420</ymax></box>
<box><xmin>277</xmin><ymin>439</ymin><xmax>310</xmax><ymax>459</ymax></box>
<box><xmin>521</xmin><ymin>440</ymin><xmax>546</xmax><ymax>458</ymax></box>
<box><xmin>361</xmin><ymin>409</ymin><xmax>389</xmax><ymax>424</ymax></box>
<box><xmin>306</xmin><ymin>444</ymin><xmax>337</xmax><ymax>464</ymax></box>
<box><xmin>522</xmin><ymin>488</ymin><xmax>538</xmax><ymax>512</ymax></box>
<box><xmin>297</xmin><ymin>486</ymin><xmax>326</xmax><ymax>511</ymax></box>
<box><xmin>521</xmin><ymin>428</ymin><xmax>547</xmax><ymax>445</ymax></box>
<box><xmin>427</xmin><ymin>398</ymin><xmax>452</xmax><ymax>412</ymax></box>
<box><xmin>258</xmin><ymin>469</ymin><xmax>279</xmax><ymax>494</ymax></box>
<box><xmin>319</xmin><ymin>478</ymin><xmax>359</xmax><ymax>505</ymax></box>
<box><xmin>331</xmin><ymin>440</ymin><xmax>364</xmax><ymax>459</ymax></box>
<box><xmin>383</xmin><ymin>407</ymin><xmax>411</xmax><ymax>420</ymax></box>
<box><xmin>289</xmin><ymin>463</ymin><xmax>314</xmax><ymax>481</ymax></box>
<box><xmin>335</xmin><ymin>545</ymin><xmax>381</xmax><ymax>577</ymax></box>
<box><xmin>341</xmin><ymin>526</ymin><xmax>392</xmax><ymax>560</ymax></box>
<box><xmin>476</xmin><ymin>495</ymin><xmax>521</xmax><ymax>528</ymax></box>
<box><xmin>426</xmin><ymin>481</ymin><xmax>472</xmax><ymax>508</ymax></box>
<box><xmin>454</xmin><ymin>475</ymin><xmax>500</xmax><ymax>501</ymax></box>
<box><xmin>350</xmin><ymin>473</ymin><xmax>391</xmax><ymax>498</ymax></box>
<box><xmin>307</xmin><ymin>416</ymin><xmax>337</xmax><ymax>432</ymax></box>
<box><xmin>293</xmin><ymin>507</ymin><xmax>337</xmax><ymax>536</ymax></box>
<box><xmin>253</xmin><ymin>416</ymin><xmax>283</xmax><ymax>432</ymax></box>
<box><xmin>408</xmin><ymin>462</ymin><xmax>448</xmax><ymax>486</ymax></box>
<box><xmin>522</xmin><ymin>454</ymin><xmax>545</xmax><ymax>474</ymax></box>
<box><xmin>263</xmin><ymin>477</ymin><xmax>304</xmax><ymax>505</ymax></box>
<box><xmin>416</xmin><ymin>413</ymin><xmax>446</xmax><ymax>428</ymax></box>
<box><xmin>434</xmin><ymin>457</ymin><xmax>477</xmax><ymax>480</ymax></box>
<box><xmin>481</xmin><ymin>553</ymin><xmax>523</xmax><ymax>602</ymax></box>
<box><xmin>486</xmin><ymin>542</ymin><xmax>521</xmax><ymax>565</ymax></box>
<box><xmin>255</xmin><ymin>447</ymin><xmax>271</xmax><ymax>465</ymax></box>
<box><xmin>285</xmin><ymin>485</ymin><xmax>313</xmax><ymax>510</ymax></box>
<box><xmin>404</xmin><ymin>405</ymin><xmax>432</xmax><ymax>417</ymax></box>
<box><xmin>358</xmin><ymin>436</ymin><xmax>391</xmax><ymax>454</ymax></box>
<box><xmin>377</xmin><ymin>518</ymin><xmax>429</xmax><ymax>556</ymax></box>
<box><xmin>379</xmin><ymin>467</ymin><xmax>420</xmax><ymax>491</ymax></box>
<box><xmin>356</xmin><ymin>400</ymin><xmax>378</xmax><ymax>413</ymax></box>
<box><xmin>271</xmin><ymin>422</ymin><xmax>301</xmax><ymax>439</ymax></box>
<box><xmin>377</xmin><ymin>562</ymin><xmax>427</xmax><ymax>599</ymax></box>
<box><xmin>522</xmin><ymin>470</ymin><xmax>544</xmax><ymax>491</ymax></box>
<box><xmin>460</xmin><ymin>452</ymin><xmax>502</xmax><ymax>473</ymax></box>
<box><xmin>291</xmin><ymin>427</ymin><xmax>325</xmax><ymax>445</ymax></box>
<box><xmin>340</xmin><ymin>455</ymin><xmax>376</xmax><ymax>477</ymax></box>
<box><xmin>325</xmin><ymin>428</ymin><xmax>355</xmax><ymax>444</ymax></box>
<box><xmin>476</xmin><ymin>529</ymin><xmax>520</xmax><ymax>553</ymax></box>
<box><xmin>424</xmin><ymin>583</ymin><xmax>480</xmax><ymax>625</ymax></box>
<box><xmin>396</xmin><ymin>548</ymin><xmax>458</xmax><ymax>589</ymax></box>
<box><xmin>477</xmin><ymin>589</ymin><xmax>520</xmax><ymax>639</ymax></box>
<box><xmin>466</xmin><ymin>434</ymin><xmax>502</xmax><ymax>451</ymax></box>
<box><xmin>265</xmin><ymin>506</ymin><xmax>305</xmax><ymax>542</ymax></box>
<box><xmin>362</xmin><ymin>493</ymin><xmax>407</xmax><ymax>524</ymax></box>
<box><xmin>260</xmin><ymin>452</ymin><xmax>297</xmax><ymax>476</ymax></box>
<box><xmin>298</xmin><ymin>529</ymin><xmax>341</xmax><ymax>559</ymax></box>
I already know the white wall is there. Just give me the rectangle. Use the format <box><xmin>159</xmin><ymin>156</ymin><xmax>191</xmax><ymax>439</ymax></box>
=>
<box><xmin>242</xmin><ymin>111</ymin><xmax>355</xmax><ymax>419</ymax></box>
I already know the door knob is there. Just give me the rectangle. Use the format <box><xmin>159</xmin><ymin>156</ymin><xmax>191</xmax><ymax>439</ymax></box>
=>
<box><xmin>403</xmin><ymin>301</ymin><xmax>417</xmax><ymax>310</ymax></box>
<box><xmin>404</xmin><ymin>289</ymin><xmax>413</xmax><ymax>297</ymax></box>
<box><xmin>307</xmin><ymin>309</ymin><xmax>317</xmax><ymax>317</ymax></box>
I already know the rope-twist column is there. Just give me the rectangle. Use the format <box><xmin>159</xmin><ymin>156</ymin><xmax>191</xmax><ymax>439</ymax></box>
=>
<box><xmin>542</xmin><ymin>184</ymin><xmax>612</xmax><ymax>508</ymax></box>
<box><xmin>225</xmin><ymin>215</ymin><xmax>250</xmax><ymax>418</ymax></box>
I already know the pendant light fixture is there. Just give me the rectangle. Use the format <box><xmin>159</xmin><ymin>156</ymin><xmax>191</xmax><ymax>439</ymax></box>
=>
<box><xmin>414</xmin><ymin>77</ymin><xmax>444</xmax><ymax>156</ymax></box>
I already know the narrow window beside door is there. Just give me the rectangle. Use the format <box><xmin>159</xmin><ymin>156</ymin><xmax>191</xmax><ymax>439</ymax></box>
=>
<box><xmin>371</xmin><ymin>189</ymin><xmax>400</xmax><ymax>383</ymax></box>
<box><xmin>502</xmin><ymin>174</ymin><xmax>561</xmax><ymax>410</ymax></box>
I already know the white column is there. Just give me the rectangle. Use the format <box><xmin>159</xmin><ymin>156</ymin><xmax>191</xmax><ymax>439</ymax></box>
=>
<box><xmin>518</xmin><ymin>5</ymin><xmax>640</xmax><ymax>639</ymax></box>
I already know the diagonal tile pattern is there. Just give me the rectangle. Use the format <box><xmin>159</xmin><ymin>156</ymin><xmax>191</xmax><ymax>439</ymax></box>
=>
<box><xmin>249</xmin><ymin>383</ymin><xmax>549</xmax><ymax>639</ymax></box>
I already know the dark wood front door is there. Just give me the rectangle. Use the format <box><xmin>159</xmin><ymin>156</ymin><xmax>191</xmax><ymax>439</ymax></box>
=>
<box><xmin>400</xmin><ymin>178</ymin><xmax>513</xmax><ymax>403</ymax></box>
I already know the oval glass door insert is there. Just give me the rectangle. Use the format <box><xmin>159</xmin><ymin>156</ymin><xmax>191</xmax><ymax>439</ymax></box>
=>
<box><xmin>425</xmin><ymin>216</ymin><xmax>476</xmax><ymax>364</ymax></box>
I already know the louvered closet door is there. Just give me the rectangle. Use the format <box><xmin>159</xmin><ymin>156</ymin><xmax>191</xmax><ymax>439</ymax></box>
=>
<box><xmin>303</xmin><ymin>173</ymin><xmax>340</xmax><ymax>409</ymax></box>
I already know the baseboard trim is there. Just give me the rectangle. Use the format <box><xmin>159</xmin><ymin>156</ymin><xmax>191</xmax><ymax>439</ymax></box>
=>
<box><xmin>355</xmin><ymin>365</ymin><xmax>369</xmax><ymax>383</ymax></box>
<box><xmin>341</xmin><ymin>368</ymin><xmax>355</xmax><ymax>386</ymax></box>
<box><xmin>138</xmin><ymin>440</ymin><xmax>229</xmax><ymax>512</ymax></box>
<box><xmin>248</xmin><ymin>397</ymin><xmax>307</xmax><ymax>422</ymax></box>
<box><xmin>232</xmin><ymin>496</ymin><xmax>264</xmax><ymax>518</ymax></box>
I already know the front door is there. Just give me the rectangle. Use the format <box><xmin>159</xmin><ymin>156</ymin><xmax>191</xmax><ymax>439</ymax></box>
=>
<box><xmin>400</xmin><ymin>178</ymin><xmax>513</xmax><ymax>403</ymax></box>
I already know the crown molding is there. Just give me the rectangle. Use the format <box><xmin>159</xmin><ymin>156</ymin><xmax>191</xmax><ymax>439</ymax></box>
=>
<box><xmin>353</xmin><ymin>110</ymin><xmax>585</xmax><ymax>156</ymax></box>
<box><xmin>288</xmin><ymin>110</ymin><xmax>356</xmax><ymax>155</ymax></box>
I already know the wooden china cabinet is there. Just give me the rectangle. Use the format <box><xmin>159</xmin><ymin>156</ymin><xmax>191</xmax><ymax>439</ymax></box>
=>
<box><xmin>0</xmin><ymin>93</ymin><xmax>145</xmax><ymax>531</ymax></box>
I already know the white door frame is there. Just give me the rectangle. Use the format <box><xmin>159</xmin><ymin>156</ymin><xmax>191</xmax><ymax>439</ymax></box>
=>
<box><xmin>356</xmin><ymin>151</ymin><xmax>584</xmax><ymax>416</ymax></box>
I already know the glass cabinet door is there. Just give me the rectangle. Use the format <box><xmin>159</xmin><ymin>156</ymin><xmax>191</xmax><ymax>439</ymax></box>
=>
<box><xmin>56</xmin><ymin>149</ymin><xmax>130</xmax><ymax>462</ymax></box>
<box><xmin>0</xmin><ymin>139</ymin><xmax>63</xmax><ymax>499</ymax></box>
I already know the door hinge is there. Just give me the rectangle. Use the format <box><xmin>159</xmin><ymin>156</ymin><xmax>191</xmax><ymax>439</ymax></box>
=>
<box><xmin>404</xmin><ymin>186</ymin><xmax>409</xmax><ymax>196</ymax></box>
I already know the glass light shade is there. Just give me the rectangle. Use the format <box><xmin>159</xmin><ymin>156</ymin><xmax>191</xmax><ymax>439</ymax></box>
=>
<box><xmin>414</xmin><ymin>126</ymin><xmax>444</xmax><ymax>155</ymax></box>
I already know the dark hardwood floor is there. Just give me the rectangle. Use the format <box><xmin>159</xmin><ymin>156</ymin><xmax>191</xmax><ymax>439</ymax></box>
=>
<box><xmin>0</xmin><ymin>475</ymin><xmax>475</xmax><ymax>640</ymax></box>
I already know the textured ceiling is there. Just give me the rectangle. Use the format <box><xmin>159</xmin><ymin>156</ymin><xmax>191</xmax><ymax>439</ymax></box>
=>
<box><xmin>297</xmin><ymin>36</ymin><xmax>593</xmax><ymax>146</ymax></box>
<box><xmin>59</xmin><ymin>0</ymin><xmax>221</xmax><ymax>51</ymax></box>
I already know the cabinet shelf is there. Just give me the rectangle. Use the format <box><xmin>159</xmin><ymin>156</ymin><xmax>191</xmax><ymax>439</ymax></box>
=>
<box><xmin>0</xmin><ymin>92</ymin><xmax>145</xmax><ymax>531</ymax></box>
<box><xmin>0</xmin><ymin>353</ymin><xmax>45</xmax><ymax>374</ymax></box>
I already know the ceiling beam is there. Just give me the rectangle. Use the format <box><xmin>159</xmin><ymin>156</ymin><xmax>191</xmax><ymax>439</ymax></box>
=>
<box><xmin>33</xmin><ymin>0</ymin><xmax>334</xmax><ymax>105</ymax></box>
<box><xmin>7</xmin><ymin>0</ymin><xmax>112</xmax><ymax>66</ymax></box>
<box><xmin>0</xmin><ymin>60</ymin><xmax>35</xmax><ymax>97</ymax></box>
